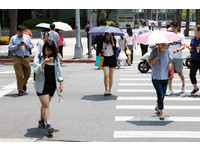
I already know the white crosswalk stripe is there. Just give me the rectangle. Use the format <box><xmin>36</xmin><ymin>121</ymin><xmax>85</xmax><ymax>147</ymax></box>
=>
<box><xmin>114</xmin><ymin>131</ymin><xmax>200</xmax><ymax>139</ymax></box>
<box><xmin>114</xmin><ymin>64</ymin><xmax>200</xmax><ymax>141</ymax></box>
<box><xmin>116</xmin><ymin>105</ymin><xmax>200</xmax><ymax>110</ymax></box>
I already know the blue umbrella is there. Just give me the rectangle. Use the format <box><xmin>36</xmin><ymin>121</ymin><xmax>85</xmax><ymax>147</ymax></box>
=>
<box><xmin>88</xmin><ymin>26</ymin><xmax>124</xmax><ymax>36</ymax></box>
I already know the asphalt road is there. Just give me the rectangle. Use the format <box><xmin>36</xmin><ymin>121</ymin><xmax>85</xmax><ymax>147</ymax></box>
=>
<box><xmin>0</xmin><ymin>58</ymin><xmax>200</xmax><ymax>142</ymax></box>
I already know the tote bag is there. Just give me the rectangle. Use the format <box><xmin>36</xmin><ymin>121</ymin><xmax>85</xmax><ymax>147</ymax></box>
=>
<box><xmin>95</xmin><ymin>56</ymin><xmax>104</xmax><ymax>67</ymax></box>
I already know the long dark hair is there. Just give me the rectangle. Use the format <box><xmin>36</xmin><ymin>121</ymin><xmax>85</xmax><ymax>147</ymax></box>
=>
<box><xmin>103</xmin><ymin>32</ymin><xmax>115</xmax><ymax>44</ymax></box>
<box><xmin>42</xmin><ymin>40</ymin><xmax>58</xmax><ymax>61</ymax></box>
<box><xmin>127</xmin><ymin>28</ymin><xmax>133</xmax><ymax>37</ymax></box>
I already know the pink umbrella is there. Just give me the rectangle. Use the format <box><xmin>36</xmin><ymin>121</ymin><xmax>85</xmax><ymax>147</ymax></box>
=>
<box><xmin>135</xmin><ymin>30</ymin><xmax>182</xmax><ymax>45</ymax></box>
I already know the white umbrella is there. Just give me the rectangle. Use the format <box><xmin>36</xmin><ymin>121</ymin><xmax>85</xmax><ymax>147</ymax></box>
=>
<box><xmin>35</xmin><ymin>23</ymin><xmax>50</xmax><ymax>28</ymax></box>
<box><xmin>53</xmin><ymin>22</ymin><xmax>73</xmax><ymax>31</ymax></box>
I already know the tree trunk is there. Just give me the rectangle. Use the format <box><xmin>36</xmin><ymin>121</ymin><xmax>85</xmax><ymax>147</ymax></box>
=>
<box><xmin>0</xmin><ymin>10</ymin><xmax>2</xmax><ymax>37</ymax></box>
<box><xmin>185</xmin><ymin>9</ymin><xmax>190</xmax><ymax>36</ymax></box>
<box><xmin>196</xmin><ymin>9</ymin><xmax>200</xmax><ymax>25</ymax></box>
<box><xmin>8</xmin><ymin>9</ymin><xmax>18</xmax><ymax>58</ymax></box>
<box><xmin>97</xmin><ymin>9</ymin><xmax>103</xmax><ymax>23</ymax></box>
<box><xmin>176</xmin><ymin>9</ymin><xmax>182</xmax><ymax>32</ymax></box>
<box><xmin>42</xmin><ymin>9</ymin><xmax>47</xmax><ymax>18</ymax></box>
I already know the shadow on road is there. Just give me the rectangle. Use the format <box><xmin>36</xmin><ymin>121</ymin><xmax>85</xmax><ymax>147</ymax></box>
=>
<box><xmin>127</xmin><ymin>116</ymin><xmax>173</xmax><ymax>126</ymax></box>
<box><xmin>4</xmin><ymin>92</ymin><xmax>28</xmax><ymax>98</ymax></box>
<box><xmin>24</xmin><ymin>127</ymin><xmax>60</xmax><ymax>139</ymax></box>
<box><xmin>81</xmin><ymin>94</ymin><xmax>117</xmax><ymax>101</ymax></box>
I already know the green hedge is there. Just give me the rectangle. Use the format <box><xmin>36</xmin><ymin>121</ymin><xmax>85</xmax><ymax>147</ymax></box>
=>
<box><xmin>23</xmin><ymin>17</ymin><xmax>87</xmax><ymax>30</ymax></box>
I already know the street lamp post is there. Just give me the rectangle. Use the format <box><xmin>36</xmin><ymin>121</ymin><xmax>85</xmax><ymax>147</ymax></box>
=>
<box><xmin>74</xmin><ymin>9</ymin><xmax>83</xmax><ymax>59</ymax></box>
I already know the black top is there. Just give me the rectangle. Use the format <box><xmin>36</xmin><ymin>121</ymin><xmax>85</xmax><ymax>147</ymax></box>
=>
<box><xmin>44</xmin><ymin>64</ymin><xmax>56</xmax><ymax>89</ymax></box>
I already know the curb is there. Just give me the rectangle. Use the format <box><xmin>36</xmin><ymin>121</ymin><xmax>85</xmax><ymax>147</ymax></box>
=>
<box><xmin>0</xmin><ymin>59</ymin><xmax>96</xmax><ymax>63</ymax></box>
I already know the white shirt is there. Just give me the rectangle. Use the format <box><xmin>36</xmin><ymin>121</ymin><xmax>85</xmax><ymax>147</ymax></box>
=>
<box><xmin>115</xmin><ymin>36</ymin><xmax>121</xmax><ymax>48</ymax></box>
<box><xmin>169</xmin><ymin>33</ymin><xmax>185</xmax><ymax>59</ymax></box>
<box><xmin>48</xmin><ymin>31</ymin><xmax>59</xmax><ymax>47</ymax></box>
<box><xmin>103</xmin><ymin>42</ymin><xmax>114</xmax><ymax>57</ymax></box>
<box><xmin>125</xmin><ymin>33</ymin><xmax>135</xmax><ymax>45</ymax></box>
<box><xmin>37</xmin><ymin>40</ymin><xmax>45</xmax><ymax>55</ymax></box>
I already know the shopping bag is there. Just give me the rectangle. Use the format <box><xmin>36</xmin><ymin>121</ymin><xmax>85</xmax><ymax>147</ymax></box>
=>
<box><xmin>95</xmin><ymin>56</ymin><xmax>104</xmax><ymax>67</ymax></box>
<box><xmin>118</xmin><ymin>50</ymin><xmax>127</xmax><ymax>61</ymax></box>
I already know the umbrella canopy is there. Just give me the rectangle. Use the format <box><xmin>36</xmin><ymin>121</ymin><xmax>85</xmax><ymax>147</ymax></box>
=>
<box><xmin>53</xmin><ymin>22</ymin><xmax>73</xmax><ymax>31</ymax></box>
<box><xmin>88</xmin><ymin>26</ymin><xmax>124</xmax><ymax>36</ymax></box>
<box><xmin>135</xmin><ymin>30</ymin><xmax>182</xmax><ymax>45</ymax></box>
<box><xmin>35</xmin><ymin>23</ymin><xmax>50</xmax><ymax>28</ymax></box>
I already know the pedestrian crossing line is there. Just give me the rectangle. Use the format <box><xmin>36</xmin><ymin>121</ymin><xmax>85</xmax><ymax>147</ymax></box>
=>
<box><xmin>117</xmin><ymin>96</ymin><xmax>200</xmax><ymax>101</ymax></box>
<box><xmin>116</xmin><ymin>105</ymin><xmax>200</xmax><ymax>110</ymax></box>
<box><xmin>119</xmin><ymin>78</ymin><xmax>191</xmax><ymax>81</ymax></box>
<box><xmin>0</xmin><ymin>77</ymin><xmax>33</xmax><ymax>99</ymax></box>
<box><xmin>119</xmin><ymin>74</ymin><xmax>191</xmax><ymax>77</ymax></box>
<box><xmin>113</xmin><ymin>131</ymin><xmax>200</xmax><ymax>139</ymax></box>
<box><xmin>118</xmin><ymin>89</ymin><xmax>191</xmax><ymax>93</ymax></box>
<box><xmin>118</xmin><ymin>83</ymin><xmax>193</xmax><ymax>86</ymax></box>
<box><xmin>0</xmin><ymin>71</ymin><xmax>15</xmax><ymax>74</ymax></box>
<box><xmin>115</xmin><ymin>116</ymin><xmax>200</xmax><ymax>122</ymax></box>
<box><xmin>0</xmin><ymin>81</ymin><xmax>17</xmax><ymax>98</ymax></box>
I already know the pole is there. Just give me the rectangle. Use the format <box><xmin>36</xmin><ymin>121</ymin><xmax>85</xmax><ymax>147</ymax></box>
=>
<box><xmin>156</xmin><ymin>9</ymin><xmax>158</xmax><ymax>21</ymax></box>
<box><xmin>88</xmin><ymin>9</ymin><xmax>92</xmax><ymax>58</ymax></box>
<box><xmin>74</xmin><ymin>9</ymin><xmax>83</xmax><ymax>59</ymax></box>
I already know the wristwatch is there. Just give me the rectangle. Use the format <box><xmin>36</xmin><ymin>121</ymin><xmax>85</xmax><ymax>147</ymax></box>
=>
<box><xmin>176</xmin><ymin>49</ymin><xmax>179</xmax><ymax>52</ymax></box>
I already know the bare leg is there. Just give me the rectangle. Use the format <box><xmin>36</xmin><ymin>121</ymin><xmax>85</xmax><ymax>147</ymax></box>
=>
<box><xmin>39</xmin><ymin>95</ymin><xmax>50</xmax><ymax>125</ymax></box>
<box><xmin>103</xmin><ymin>67</ymin><xmax>109</xmax><ymax>93</ymax></box>
<box><xmin>108</xmin><ymin>68</ymin><xmax>115</xmax><ymax>93</ymax></box>
<box><xmin>168</xmin><ymin>79</ymin><xmax>172</xmax><ymax>91</ymax></box>
<box><xmin>178</xmin><ymin>72</ymin><xmax>185</xmax><ymax>87</ymax></box>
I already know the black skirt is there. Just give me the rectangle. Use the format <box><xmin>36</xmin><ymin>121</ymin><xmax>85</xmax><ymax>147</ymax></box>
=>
<box><xmin>103</xmin><ymin>55</ymin><xmax>117</xmax><ymax>68</ymax></box>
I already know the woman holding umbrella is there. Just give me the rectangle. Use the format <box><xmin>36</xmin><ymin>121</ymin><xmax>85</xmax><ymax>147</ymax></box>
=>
<box><xmin>101</xmin><ymin>32</ymin><xmax>117</xmax><ymax>96</ymax></box>
<box><xmin>148</xmin><ymin>43</ymin><xmax>172</xmax><ymax>120</ymax></box>
<box><xmin>88</xmin><ymin>26</ymin><xmax>124</xmax><ymax>96</ymax></box>
<box><xmin>135</xmin><ymin>30</ymin><xmax>181</xmax><ymax>120</ymax></box>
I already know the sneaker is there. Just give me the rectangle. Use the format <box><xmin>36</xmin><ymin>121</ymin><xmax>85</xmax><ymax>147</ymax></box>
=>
<box><xmin>18</xmin><ymin>91</ymin><xmax>23</xmax><ymax>96</ymax></box>
<box><xmin>117</xmin><ymin>63</ymin><xmax>121</xmax><ymax>69</ymax></box>
<box><xmin>46</xmin><ymin>124</ymin><xmax>54</xmax><ymax>134</ymax></box>
<box><xmin>38</xmin><ymin>119</ymin><xmax>46</xmax><ymax>128</ymax></box>
<box><xmin>180</xmin><ymin>87</ymin><xmax>185</xmax><ymax>93</ymax></box>
<box><xmin>166</xmin><ymin>90</ymin><xmax>173</xmax><ymax>96</ymax></box>
<box><xmin>191</xmin><ymin>88</ymin><xmax>199</xmax><ymax>95</ymax></box>
<box><xmin>23</xmin><ymin>85</ymin><xmax>27</xmax><ymax>92</ymax></box>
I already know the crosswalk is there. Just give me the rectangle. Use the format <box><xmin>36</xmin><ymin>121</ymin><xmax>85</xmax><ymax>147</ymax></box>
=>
<box><xmin>0</xmin><ymin>65</ymin><xmax>33</xmax><ymax>98</ymax></box>
<box><xmin>114</xmin><ymin>64</ymin><xmax>200</xmax><ymax>141</ymax></box>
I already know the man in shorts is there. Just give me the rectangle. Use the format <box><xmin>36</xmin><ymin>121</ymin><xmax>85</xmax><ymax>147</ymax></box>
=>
<box><xmin>166</xmin><ymin>22</ymin><xmax>186</xmax><ymax>96</ymax></box>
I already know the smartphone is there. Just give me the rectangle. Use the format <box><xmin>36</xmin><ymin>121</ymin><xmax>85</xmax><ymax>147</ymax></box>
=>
<box><xmin>21</xmin><ymin>41</ymin><xmax>24</xmax><ymax>44</ymax></box>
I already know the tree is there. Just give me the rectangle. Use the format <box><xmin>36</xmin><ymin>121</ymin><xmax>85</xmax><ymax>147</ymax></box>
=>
<box><xmin>196</xmin><ymin>9</ymin><xmax>200</xmax><ymax>25</ymax></box>
<box><xmin>184</xmin><ymin>9</ymin><xmax>190</xmax><ymax>36</ymax></box>
<box><xmin>176</xmin><ymin>9</ymin><xmax>182</xmax><ymax>32</ymax></box>
<box><xmin>42</xmin><ymin>9</ymin><xmax>47</xmax><ymax>18</ymax></box>
<box><xmin>8</xmin><ymin>9</ymin><xmax>18</xmax><ymax>58</ymax></box>
<box><xmin>0</xmin><ymin>10</ymin><xmax>2</xmax><ymax>37</ymax></box>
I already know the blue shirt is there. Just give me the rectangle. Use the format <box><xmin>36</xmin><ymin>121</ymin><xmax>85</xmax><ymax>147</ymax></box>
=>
<box><xmin>190</xmin><ymin>36</ymin><xmax>200</xmax><ymax>61</ymax></box>
<box><xmin>149</xmin><ymin>49</ymin><xmax>170</xmax><ymax>80</ymax></box>
<box><xmin>9</xmin><ymin>34</ymin><xmax>34</xmax><ymax>57</ymax></box>
<box><xmin>138</xmin><ymin>27</ymin><xmax>150</xmax><ymax>36</ymax></box>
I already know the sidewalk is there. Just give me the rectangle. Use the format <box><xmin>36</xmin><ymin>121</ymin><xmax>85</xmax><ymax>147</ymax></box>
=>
<box><xmin>0</xmin><ymin>28</ymin><xmax>194</xmax><ymax>63</ymax></box>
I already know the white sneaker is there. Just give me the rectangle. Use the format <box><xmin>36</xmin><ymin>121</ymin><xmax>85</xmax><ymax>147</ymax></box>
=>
<box><xmin>180</xmin><ymin>87</ymin><xmax>185</xmax><ymax>93</ymax></box>
<box><xmin>166</xmin><ymin>90</ymin><xmax>173</xmax><ymax>96</ymax></box>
